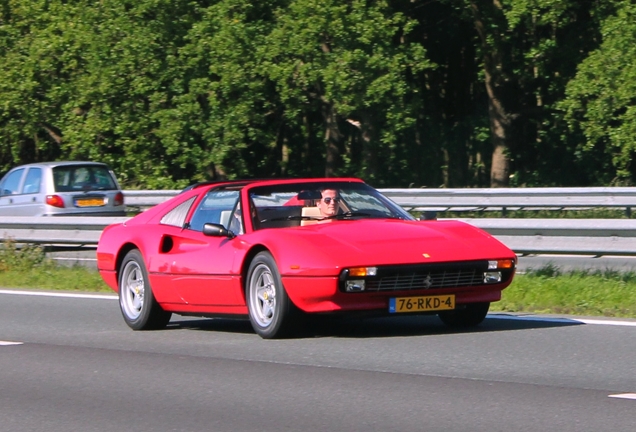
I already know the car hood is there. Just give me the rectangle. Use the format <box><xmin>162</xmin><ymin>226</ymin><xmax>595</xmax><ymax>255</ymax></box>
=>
<box><xmin>257</xmin><ymin>218</ymin><xmax>515</xmax><ymax>274</ymax></box>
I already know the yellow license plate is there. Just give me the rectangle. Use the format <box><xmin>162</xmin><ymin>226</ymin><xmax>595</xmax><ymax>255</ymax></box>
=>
<box><xmin>389</xmin><ymin>294</ymin><xmax>455</xmax><ymax>313</ymax></box>
<box><xmin>75</xmin><ymin>198</ymin><xmax>105</xmax><ymax>207</ymax></box>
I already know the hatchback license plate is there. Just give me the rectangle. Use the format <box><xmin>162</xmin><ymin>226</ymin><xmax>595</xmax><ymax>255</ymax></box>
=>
<box><xmin>389</xmin><ymin>294</ymin><xmax>455</xmax><ymax>313</ymax></box>
<box><xmin>75</xmin><ymin>197</ymin><xmax>105</xmax><ymax>207</ymax></box>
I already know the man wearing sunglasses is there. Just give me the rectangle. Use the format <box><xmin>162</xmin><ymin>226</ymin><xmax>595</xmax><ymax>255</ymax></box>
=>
<box><xmin>317</xmin><ymin>189</ymin><xmax>341</xmax><ymax>218</ymax></box>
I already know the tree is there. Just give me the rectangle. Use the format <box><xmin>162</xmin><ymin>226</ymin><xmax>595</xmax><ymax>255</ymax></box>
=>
<box><xmin>0</xmin><ymin>0</ymin><xmax>88</xmax><ymax>171</ymax></box>
<box><xmin>170</xmin><ymin>0</ymin><xmax>284</xmax><ymax>181</ymax></box>
<box><xmin>561</xmin><ymin>0</ymin><xmax>636</xmax><ymax>185</ymax></box>
<box><xmin>261</xmin><ymin>0</ymin><xmax>430</xmax><ymax>183</ymax></box>
<box><xmin>0</xmin><ymin>0</ymin><xmax>209</xmax><ymax>187</ymax></box>
<box><xmin>434</xmin><ymin>0</ymin><xmax>611</xmax><ymax>187</ymax></box>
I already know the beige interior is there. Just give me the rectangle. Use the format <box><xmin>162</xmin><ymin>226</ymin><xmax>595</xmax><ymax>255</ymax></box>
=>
<box><xmin>300</xmin><ymin>206</ymin><xmax>322</xmax><ymax>226</ymax></box>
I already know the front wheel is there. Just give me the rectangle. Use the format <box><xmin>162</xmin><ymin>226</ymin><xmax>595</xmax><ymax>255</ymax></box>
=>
<box><xmin>438</xmin><ymin>302</ymin><xmax>490</xmax><ymax>328</ymax></box>
<box><xmin>118</xmin><ymin>249</ymin><xmax>172</xmax><ymax>330</ymax></box>
<box><xmin>246</xmin><ymin>252</ymin><xmax>296</xmax><ymax>339</ymax></box>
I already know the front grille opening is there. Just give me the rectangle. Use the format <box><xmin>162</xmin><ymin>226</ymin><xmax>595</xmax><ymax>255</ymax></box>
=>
<box><xmin>367</xmin><ymin>268</ymin><xmax>483</xmax><ymax>291</ymax></box>
<box><xmin>340</xmin><ymin>261</ymin><xmax>513</xmax><ymax>293</ymax></box>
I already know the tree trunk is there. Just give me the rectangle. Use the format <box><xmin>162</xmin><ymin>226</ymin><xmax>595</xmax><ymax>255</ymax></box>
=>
<box><xmin>470</xmin><ymin>0</ymin><xmax>511</xmax><ymax>188</ymax></box>
<box><xmin>349</xmin><ymin>114</ymin><xmax>377</xmax><ymax>181</ymax></box>
<box><xmin>323</xmin><ymin>102</ymin><xmax>341</xmax><ymax>177</ymax></box>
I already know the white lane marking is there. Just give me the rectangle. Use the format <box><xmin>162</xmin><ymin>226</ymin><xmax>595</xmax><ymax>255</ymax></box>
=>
<box><xmin>488</xmin><ymin>314</ymin><xmax>636</xmax><ymax>327</ymax></box>
<box><xmin>53</xmin><ymin>257</ymin><xmax>96</xmax><ymax>262</ymax></box>
<box><xmin>575</xmin><ymin>318</ymin><xmax>636</xmax><ymax>327</ymax></box>
<box><xmin>0</xmin><ymin>290</ymin><xmax>635</xmax><ymax>327</ymax></box>
<box><xmin>0</xmin><ymin>289</ymin><xmax>116</xmax><ymax>300</ymax></box>
<box><xmin>0</xmin><ymin>341</ymin><xmax>24</xmax><ymax>346</ymax></box>
<box><xmin>609</xmin><ymin>393</ymin><xmax>636</xmax><ymax>400</ymax></box>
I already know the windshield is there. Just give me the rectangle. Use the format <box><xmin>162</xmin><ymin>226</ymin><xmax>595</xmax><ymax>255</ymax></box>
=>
<box><xmin>248</xmin><ymin>181</ymin><xmax>414</xmax><ymax>230</ymax></box>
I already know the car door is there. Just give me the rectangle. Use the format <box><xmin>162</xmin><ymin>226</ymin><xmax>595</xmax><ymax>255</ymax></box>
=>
<box><xmin>14</xmin><ymin>167</ymin><xmax>44</xmax><ymax>216</ymax></box>
<box><xmin>0</xmin><ymin>168</ymin><xmax>26</xmax><ymax>216</ymax></box>
<box><xmin>152</xmin><ymin>189</ymin><xmax>246</xmax><ymax>307</ymax></box>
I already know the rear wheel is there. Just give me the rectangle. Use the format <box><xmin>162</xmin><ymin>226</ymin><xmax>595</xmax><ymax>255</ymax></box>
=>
<box><xmin>118</xmin><ymin>249</ymin><xmax>171</xmax><ymax>330</ymax></box>
<box><xmin>438</xmin><ymin>302</ymin><xmax>490</xmax><ymax>328</ymax></box>
<box><xmin>246</xmin><ymin>252</ymin><xmax>296</xmax><ymax>339</ymax></box>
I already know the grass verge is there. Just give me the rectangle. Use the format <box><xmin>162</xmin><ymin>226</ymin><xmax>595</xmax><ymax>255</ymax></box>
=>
<box><xmin>491</xmin><ymin>265</ymin><xmax>636</xmax><ymax>318</ymax></box>
<box><xmin>0</xmin><ymin>241</ymin><xmax>111</xmax><ymax>293</ymax></box>
<box><xmin>2</xmin><ymin>241</ymin><xmax>635</xmax><ymax>318</ymax></box>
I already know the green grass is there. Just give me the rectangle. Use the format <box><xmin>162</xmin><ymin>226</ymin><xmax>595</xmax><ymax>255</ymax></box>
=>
<box><xmin>2</xmin><ymin>240</ymin><xmax>636</xmax><ymax>318</ymax></box>
<box><xmin>0</xmin><ymin>241</ymin><xmax>111</xmax><ymax>293</ymax></box>
<box><xmin>0</xmin><ymin>267</ymin><xmax>112</xmax><ymax>292</ymax></box>
<box><xmin>492</xmin><ymin>266</ymin><xmax>636</xmax><ymax>318</ymax></box>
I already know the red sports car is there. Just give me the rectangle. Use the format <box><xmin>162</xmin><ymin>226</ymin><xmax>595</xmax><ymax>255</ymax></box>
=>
<box><xmin>97</xmin><ymin>178</ymin><xmax>516</xmax><ymax>338</ymax></box>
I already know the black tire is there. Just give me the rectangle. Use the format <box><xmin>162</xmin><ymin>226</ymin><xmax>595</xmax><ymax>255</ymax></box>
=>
<box><xmin>438</xmin><ymin>302</ymin><xmax>490</xmax><ymax>328</ymax></box>
<box><xmin>118</xmin><ymin>249</ymin><xmax>172</xmax><ymax>330</ymax></box>
<box><xmin>246</xmin><ymin>252</ymin><xmax>296</xmax><ymax>339</ymax></box>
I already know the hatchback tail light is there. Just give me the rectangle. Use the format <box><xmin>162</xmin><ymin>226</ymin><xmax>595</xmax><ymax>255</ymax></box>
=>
<box><xmin>113</xmin><ymin>192</ymin><xmax>124</xmax><ymax>207</ymax></box>
<box><xmin>46</xmin><ymin>195</ymin><xmax>65</xmax><ymax>208</ymax></box>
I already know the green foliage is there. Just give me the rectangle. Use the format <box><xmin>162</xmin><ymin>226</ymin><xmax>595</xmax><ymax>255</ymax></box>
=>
<box><xmin>561</xmin><ymin>1</ymin><xmax>636</xmax><ymax>185</ymax></box>
<box><xmin>261</xmin><ymin>0</ymin><xmax>431</xmax><ymax>183</ymax></box>
<box><xmin>0</xmin><ymin>0</ymin><xmax>632</xmax><ymax>188</ymax></box>
<box><xmin>0</xmin><ymin>238</ymin><xmax>50</xmax><ymax>271</ymax></box>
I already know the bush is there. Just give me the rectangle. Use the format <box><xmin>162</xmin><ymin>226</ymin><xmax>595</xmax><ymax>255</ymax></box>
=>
<box><xmin>0</xmin><ymin>238</ymin><xmax>53</xmax><ymax>272</ymax></box>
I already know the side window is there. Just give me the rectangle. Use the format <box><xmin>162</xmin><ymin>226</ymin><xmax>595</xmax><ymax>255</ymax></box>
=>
<box><xmin>0</xmin><ymin>169</ymin><xmax>25</xmax><ymax>195</ymax></box>
<box><xmin>188</xmin><ymin>190</ymin><xmax>240</xmax><ymax>232</ymax></box>
<box><xmin>53</xmin><ymin>168</ymin><xmax>71</xmax><ymax>191</ymax></box>
<box><xmin>160</xmin><ymin>196</ymin><xmax>196</xmax><ymax>227</ymax></box>
<box><xmin>92</xmin><ymin>167</ymin><xmax>117</xmax><ymax>189</ymax></box>
<box><xmin>23</xmin><ymin>168</ymin><xmax>42</xmax><ymax>194</ymax></box>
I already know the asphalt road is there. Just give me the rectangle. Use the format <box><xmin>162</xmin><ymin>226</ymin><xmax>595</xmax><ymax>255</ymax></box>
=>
<box><xmin>1</xmin><ymin>289</ymin><xmax>636</xmax><ymax>432</ymax></box>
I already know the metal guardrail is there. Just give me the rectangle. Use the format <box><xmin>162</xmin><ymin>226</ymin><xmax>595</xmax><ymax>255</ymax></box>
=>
<box><xmin>2</xmin><ymin>216</ymin><xmax>636</xmax><ymax>257</ymax></box>
<box><xmin>123</xmin><ymin>190</ymin><xmax>180</xmax><ymax>209</ymax></box>
<box><xmin>123</xmin><ymin>187</ymin><xmax>636</xmax><ymax>215</ymax></box>
<box><xmin>3</xmin><ymin>188</ymin><xmax>636</xmax><ymax>256</ymax></box>
<box><xmin>381</xmin><ymin>187</ymin><xmax>636</xmax><ymax>215</ymax></box>
<box><xmin>461</xmin><ymin>218</ymin><xmax>636</xmax><ymax>256</ymax></box>
<box><xmin>0</xmin><ymin>216</ymin><xmax>128</xmax><ymax>246</ymax></box>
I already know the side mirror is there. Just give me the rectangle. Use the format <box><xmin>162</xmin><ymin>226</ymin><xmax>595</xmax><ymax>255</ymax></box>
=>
<box><xmin>202</xmin><ymin>223</ymin><xmax>236</xmax><ymax>238</ymax></box>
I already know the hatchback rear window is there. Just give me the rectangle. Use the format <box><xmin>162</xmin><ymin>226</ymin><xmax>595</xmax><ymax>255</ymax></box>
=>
<box><xmin>53</xmin><ymin>165</ymin><xmax>117</xmax><ymax>192</ymax></box>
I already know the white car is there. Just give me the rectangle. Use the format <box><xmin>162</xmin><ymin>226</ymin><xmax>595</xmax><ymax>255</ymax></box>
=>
<box><xmin>0</xmin><ymin>161</ymin><xmax>126</xmax><ymax>216</ymax></box>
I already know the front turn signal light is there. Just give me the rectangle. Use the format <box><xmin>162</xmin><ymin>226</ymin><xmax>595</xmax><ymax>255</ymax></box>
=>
<box><xmin>497</xmin><ymin>259</ymin><xmax>515</xmax><ymax>269</ymax></box>
<box><xmin>488</xmin><ymin>259</ymin><xmax>515</xmax><ymax>270</ymax></box>
<box><xmin>348</xmin><ymin>267</ymin><xmax>377</xmax><ymax>277</ymax></box>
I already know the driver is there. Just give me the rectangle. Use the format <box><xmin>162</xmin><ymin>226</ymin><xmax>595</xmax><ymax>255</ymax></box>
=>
<box><xmin>317</xmin><ymin>189</ymin><xmax>340</xmax><ymax>218</ymax></box>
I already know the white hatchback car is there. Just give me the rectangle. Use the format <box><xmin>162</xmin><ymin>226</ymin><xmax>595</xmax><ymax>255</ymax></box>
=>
<box><xmin>0</xmin><ymin>161</ymin><xmax>126</xmax><ymax>216</ymax></box>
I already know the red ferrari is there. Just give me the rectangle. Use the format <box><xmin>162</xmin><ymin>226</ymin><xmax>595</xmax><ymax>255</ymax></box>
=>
<box><xmin>97</xmin><ymin>178</ymin><xmax>516</xmax><ymax>338</ymax></box>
